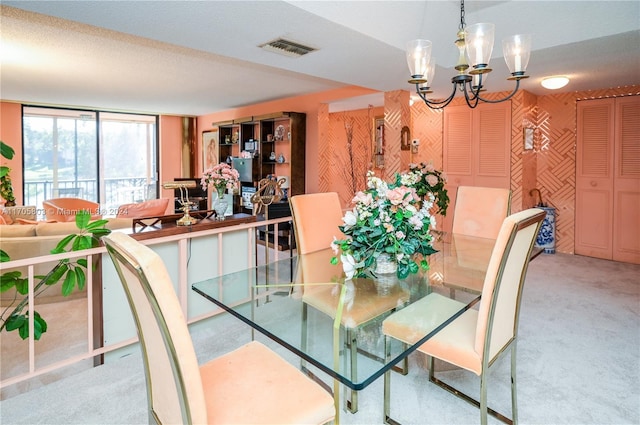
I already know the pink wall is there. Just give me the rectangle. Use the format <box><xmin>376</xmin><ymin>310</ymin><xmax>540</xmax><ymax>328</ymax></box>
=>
<box><xmin>0</xmin><ymin>102</ymin><xmax>23</xmax><ymax>203</ymax></box>
<box><xmin>159</xmin><ymin>115</ymin><xmax>183</xmax><ymax>200</ymax></box>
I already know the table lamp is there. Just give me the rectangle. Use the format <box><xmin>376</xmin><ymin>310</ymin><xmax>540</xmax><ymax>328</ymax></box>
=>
<box><xmin>162</xmin><ymin>180</ymin><xmax>198</xmax><ymax>226</ymax></box>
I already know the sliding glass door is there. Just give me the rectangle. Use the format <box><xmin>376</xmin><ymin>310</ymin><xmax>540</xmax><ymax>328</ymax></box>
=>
<box><xmin>22</xmin><ymin>106</ymin><xmax>158</xmax><ymax>215</ymax></box>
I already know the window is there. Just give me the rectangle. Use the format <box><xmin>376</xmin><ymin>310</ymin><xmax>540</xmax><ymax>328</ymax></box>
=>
<box><xmin>22</xmin><ymin>106</ymin><xmax>159</xmax><ymax>216</ymax></box>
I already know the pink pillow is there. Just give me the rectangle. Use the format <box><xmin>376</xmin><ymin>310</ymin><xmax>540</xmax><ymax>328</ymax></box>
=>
<box><xmin>0</xmin><ymin>210</ymin><xmax>13</xmax><ymax>225</ymax></box>
<box><xmin>116</xmin><ymin>198</ymin><xmax>170</xmax><ymax>219</ymax></box>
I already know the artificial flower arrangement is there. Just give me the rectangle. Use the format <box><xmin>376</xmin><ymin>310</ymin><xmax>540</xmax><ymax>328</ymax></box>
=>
<box><xmin>201</xmin><ymin>162</ymin><xmax>240</xmax><ymax>194</ymax></box>
<box><xmin>405</xmin><ymin>161</ymin><xmax>449</xmax><ymax>216</ymax></box>
<box><xmin>330</xmin><ymin>166</ymin><xmax>448</xmax><ymax>280</ymax></box>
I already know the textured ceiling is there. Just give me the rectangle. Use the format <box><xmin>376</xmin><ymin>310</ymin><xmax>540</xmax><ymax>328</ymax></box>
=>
<box><xmin>1</xmin><ymin>1</ymin><xmax>639</xmax><ymax>115</ymax></box>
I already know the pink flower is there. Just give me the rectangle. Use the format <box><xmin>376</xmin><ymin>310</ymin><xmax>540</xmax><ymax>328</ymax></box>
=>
<box><xmin>426</xmin><ymin>174</ymin><xmax>438</xmax><ymax>186</ymax></box>
<box><xmin>352</xmin><ymin>191</ymin><xmax>373</xmax><ymax>206</ymax></box>
<box><xmin>386</xmin><ymin>186</ymin><xmax>419</xmax><ymax>206</ymax></box>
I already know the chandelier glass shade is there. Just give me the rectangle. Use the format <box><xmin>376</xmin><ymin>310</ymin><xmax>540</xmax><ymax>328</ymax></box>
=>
<box><xmin>407</xmin><ymin>0</ymin><xmax>531</xmax><ymax>109</ymax></box>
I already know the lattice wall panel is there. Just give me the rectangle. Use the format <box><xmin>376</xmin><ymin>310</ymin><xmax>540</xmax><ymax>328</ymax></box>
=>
<box><xmin>383</xmin><ymin>91</ymin><xmax>410</xmax><ymax>178</ymax></box>
<box><xmin>323</xmin><ymin>106</ymin><xmax>382</xmax><ymax>206</ymax></box>
<box><xmin>317</xmin><ymin>104</ymin><xmax>331</xmax><ymax>193</ymax></box>
<box><xmin>411</xmin><ymin>103</ymin><xmax>444</xmax><ymax>168</ymax></box>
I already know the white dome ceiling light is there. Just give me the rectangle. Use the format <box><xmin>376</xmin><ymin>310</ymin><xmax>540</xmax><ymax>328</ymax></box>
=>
<box><xmin>541</xmin><ymin>76</ymin><xmax>570</xmax><ymax>90</ymax></box>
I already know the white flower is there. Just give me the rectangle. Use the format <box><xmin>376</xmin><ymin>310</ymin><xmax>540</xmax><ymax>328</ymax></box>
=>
<box><xmin>409</xmin><ymin>215</ymin><xmax>423</xmax><ymax>230</ymax></box>
<box><xmin>341</xmin><ymin>253</ymin><xmax>357</xmax><ymax>281</ymax></box>
<box><xmin>343</xmin><ymin>210</ymin><xmax>357</xmax><ymax>227</ymax></box>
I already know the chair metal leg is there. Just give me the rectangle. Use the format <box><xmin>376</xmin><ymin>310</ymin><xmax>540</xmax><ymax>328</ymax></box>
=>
<box><xmin>345</xmin><ymin>328</ymin><xmax>358</xmax><ymax>413</ymax></box>
<box><xmin>300</xmin><ymin>303</ymin><xmax>308</xmax><ymax>372</ymax></box>
<box><xmin>428</xmin><ymin>356</ymin><xmax>515</xmax><ymax>425</ymax></box>
<box><xmin>383</xmin><ymin>335</ymin><xmax>402</xmax><ymax>425</ymax></box>
<box><xmin>511</xmin><ymin>343</ymin><xmax>518</xmax><ymax>424</ymax></box>
<box><xmin>480</xmin><ymin>367</ymin><xmax>488</xmax><ymax>425</ymax></box>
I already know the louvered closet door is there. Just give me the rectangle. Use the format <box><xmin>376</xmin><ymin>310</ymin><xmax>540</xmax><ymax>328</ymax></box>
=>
<box><xmin>613</xmin><ymin>96</ymin><xmax>640</xmax><ymax>264</ymax></box>
<box><xmin>442</xmin><ymin>102</ymin><xmax>511</xmax><ymax>232</ymax></box>
<box><xmin>576</xmin><ymin>96</ymin><xmax>640</xmax><ymax>264</ymax></box>
<box><xmin>576</xmin><ymin>99</ymin><xmax>615</xmax><ymax>259</ymax></box>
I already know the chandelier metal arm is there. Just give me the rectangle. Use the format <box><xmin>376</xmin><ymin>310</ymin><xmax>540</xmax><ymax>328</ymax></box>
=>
<box><xmin>471</xmin><ymin>78</ymin><xmax>522</xmax><ymax>104</ymax></box>
<box><xmin>415</xmin><ymin>82</ymin><xmax>459</xmax><ymax>110</ymax></box>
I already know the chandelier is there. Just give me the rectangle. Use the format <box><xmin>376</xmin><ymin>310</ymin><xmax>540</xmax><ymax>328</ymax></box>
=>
<box><xmin>407</xmin><ymin>0</ymin><xmax>531</xmax><ymax>109</ymax></box>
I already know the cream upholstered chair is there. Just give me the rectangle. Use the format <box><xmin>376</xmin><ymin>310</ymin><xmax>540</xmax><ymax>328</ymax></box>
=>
<box><xmin>42</xmin><ymin>197</ymin><xmax>101</xmax><ymax>222</ymax></box>
<box><xmin>290</xmin><ymin>192</ymin><xmax>410</xmax><ymax>413</ymax></box>
<box><xmin>442</xmin><ymin>186</ymin><xmax>512</xmax><ymax>295</ymax></box>
<box><xmin>103</xmin><ymin>232</ymin><xmax>335</xmax><ymax>425</ymax></box>
<box><xmin>452</xmin><ymin>186</ymin><xmax>512</xmax><ymax>239</ymax></box>
<box><xmin>382</xmin><ymin>208</ymin><xmax>546</xmax><ymax>425</ymax></box>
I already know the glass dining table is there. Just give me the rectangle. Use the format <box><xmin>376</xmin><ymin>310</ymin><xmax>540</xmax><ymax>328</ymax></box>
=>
<box><xmin>192</xmin><ymin>232</ymin><xmax>503</xmax><ymax>423</ymax></box>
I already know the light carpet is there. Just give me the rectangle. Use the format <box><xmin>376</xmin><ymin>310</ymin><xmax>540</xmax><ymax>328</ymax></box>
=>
<box><xmin>0</xmin><ymin>253</ymin><xmax>638</xmax><ymax>424</ymax></box>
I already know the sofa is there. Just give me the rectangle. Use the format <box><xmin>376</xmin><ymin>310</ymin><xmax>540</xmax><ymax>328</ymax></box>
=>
<box><xmin>0</xmin><ymin>199</ymin><xmax>175</xmax><ymax>305</ymax></box>
<box><xmin>0</xmin><ymin>211</ymin><xmax>134</xmax><ymax>306</ymax></box>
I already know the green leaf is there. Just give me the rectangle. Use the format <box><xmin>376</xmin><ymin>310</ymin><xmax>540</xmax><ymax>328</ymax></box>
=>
<box><xmin>0</xmin><ymin>166</ymin><xmax>9</xmax><ymax>178</ymax></box>
<box><xmin>51</xmin><ymin>234</ymin><xmax>76</xmax><ymax>254</ymax></box>
<box><xmin>0</xmin><ymin>141</ymin><xmax>15</xmax><ymax>160</ymax></box>
<box><xmin>77</xmin><ymin>258</ymin><xmax>88</xmax><ymax>268</ymax></box>
<box><xmin>61</xmin><ymin>270</ymin><xmax>76</xmax><ymax>296</ymax></box>
<box><xmin>18</xmin><ymin>322</ymin><xmax>29</xmax><ymax>340</ymax></box>
<box><xmin>72</xmin><ymin>235</ymin><xmax>93</xmax><ymax>251</ymax></box>
<box><xmin>75</xmin><ymin>210</ymin><xmax>91</xmax><ymax>229</ymax></box>
<box><xmin>330</xmin><ymin>256</ymin><xmax>339</xmax><ymax>265</ymax></box>
<box><xmin>42</xmin><ymin>263</ymin><xmax>69</xmax><ymax>285</ymax></box>
<box><xmin>0</xmin><ymin>271</ymin><xmax>22</xmax><ymax>292</ymax></box>
<box><xmin>15</xmin><ymin>278</ymin><xmax>29</xmax><ymax>295</ymax></box>
<box><xmin>5</xmin><ymin>314</ymin><xmax>25</xmax><ymax>331</ymax></box>
<box><xmin>33</xmin><ymin>312</ymin><xmax>47</xmax><ymax>340</ymax></box>
<box><xmin>88</xmin><ymin>228</ymin><xmax>111</xmax><ymax>238</ymax></box>
<box><xmin>420</xmin><ymin>259</ymin><xmax>430</xmax><ymax>271</ymax></box>
<box><xmin>0</xmin><ymin>249</ymin><xmax>10</xmax><ymax>262</ymax></box>
<box><xmin>74</xmin><ymin>267</ymin><xmax>86</xmax><ymax>291</ymax></box>
<box><xmin>85</xmin><ymin>219</ymin><xmax>109</xmax><ymax>230</ymax></box>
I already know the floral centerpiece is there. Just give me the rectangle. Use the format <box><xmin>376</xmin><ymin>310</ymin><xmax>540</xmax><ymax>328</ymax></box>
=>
<box><xmin>330</xmin><ymin>168</ymin><xmax>446</xmax><ymax>280</ymax></box>
<box><xmin>405</xmin><ymin>161</ymin><xmax>449</xmax><ymax>216</ymax></box>
<box><xmin>201</xmin><ymin>162</ymin><xmax>240</xmax><ymax>197</ymax></box>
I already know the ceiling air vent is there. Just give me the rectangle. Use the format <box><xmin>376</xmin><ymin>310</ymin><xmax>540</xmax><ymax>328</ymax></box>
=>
<box><xmin>259</xmin><ymin>38</ymin><xmax>316</xmax><ymax>58</ymax></box>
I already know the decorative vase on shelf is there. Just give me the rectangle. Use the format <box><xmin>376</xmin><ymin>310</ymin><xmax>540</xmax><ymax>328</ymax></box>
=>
<box><xmin>213</xmin><ymin>186</ymin><xmax>228</xmax><ymax>220</ymax></box>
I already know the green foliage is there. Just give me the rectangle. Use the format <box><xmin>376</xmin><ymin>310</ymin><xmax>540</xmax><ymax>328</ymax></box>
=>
<box><xmin>0</xmin><ymin>140</ymin><xmax>16</xmax><ymax>205</ymax></box>
<box><xmin>331</xmin><ymin>170</ymin><xmax>441</xmax><ymax>280</ymax></box>
<box><xmin>0</xmin><ymin>210</ymin><xmax>112</xmax><ymax>340</ymax></box>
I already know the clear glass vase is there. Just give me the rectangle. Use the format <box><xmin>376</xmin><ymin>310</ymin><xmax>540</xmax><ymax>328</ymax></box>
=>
<box><xmin>374</xmin><ymin>253</ymin><xmax>397</xmax><ymax>296</ymax></box>
<box><xmin>375</xmin><ymin>253</ymin><xmax>397</xmax><ymax>275</ymax></box>
<box><xmin>213</xmin><ymin>187</ymin><xmax>227</xmax><ymax>220</ymax></box>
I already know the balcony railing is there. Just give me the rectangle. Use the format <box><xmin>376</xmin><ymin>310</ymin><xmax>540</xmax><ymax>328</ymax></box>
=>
<box><xmin>24</xmin><ymin>178</ymin><xmax>157</xmax><ymax>215</ymax></box>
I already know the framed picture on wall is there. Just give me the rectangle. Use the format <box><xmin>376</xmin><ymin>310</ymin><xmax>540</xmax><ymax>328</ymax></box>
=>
<box><xmin>202</xmin><ymin>129</ymin><xmax>218</xmax><ymax>170</ymax></box>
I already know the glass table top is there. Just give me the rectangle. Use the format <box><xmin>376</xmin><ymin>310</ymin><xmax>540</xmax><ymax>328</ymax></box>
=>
<box><xmin>192</xmin><ymin>233</ymin><xmax>495</xmax><ymax>391</ymax></box>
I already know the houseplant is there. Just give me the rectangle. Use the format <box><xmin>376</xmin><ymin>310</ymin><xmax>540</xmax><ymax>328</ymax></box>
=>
<box><xmin>0</xmin><ymin>140</ymin><xmax>16</xmax><ymax>206</ymax></box>
<box><xmin>0</xmin><ymin>210</ymin><xmax>111</xmax><ymax>340</ymax></box>
<box><xmin>330</xmin><ymin>169</ymin><xmax>444</xmax><ymax>280</ymax></box>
